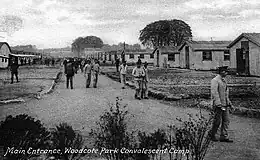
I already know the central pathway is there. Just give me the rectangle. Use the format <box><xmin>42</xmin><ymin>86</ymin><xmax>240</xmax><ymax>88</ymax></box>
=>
<box><xmin>0</xmin><ymin>72</ymin><xmax>260</xmax><ymax>160</ymax></box>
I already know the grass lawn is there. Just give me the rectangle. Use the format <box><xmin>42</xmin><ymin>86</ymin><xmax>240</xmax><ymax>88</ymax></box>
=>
<box><xmin>0</xmin><ymin>65</ymin><xmax>60</xmax><ymax>101</ymax></box>
<box><xmin>101</xmin><ymin>66</ymin><xmax>260</xmax><ymax>109</ymax></box>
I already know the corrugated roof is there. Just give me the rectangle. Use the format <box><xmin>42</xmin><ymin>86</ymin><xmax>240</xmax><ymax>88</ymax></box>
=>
<box><xmin>228</xmin><ymin>33</ymin><xmax>260</xmax><ymax>48</ymax></box>
<box><xmin>160</xmin><ymin>46</ymin><xmax>180</xmax><ymax>54</ymax></box>
<box><xmin>179</xmin><ymin>40</ymin><xmax>231</xmax><ymax>51</ymax></box>
<box><xmin>152</xmin><ymin>46</ymin><xmax>180</xmax><ymax>55</ymax></box>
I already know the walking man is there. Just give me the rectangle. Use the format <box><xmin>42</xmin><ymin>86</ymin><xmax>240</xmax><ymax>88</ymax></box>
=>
<box><xmin>119</xmin><ymin>60</ymin><xmax>127</xmax><ymax>89</ymax></box>
<box><xmin>142</xmin><ymin>62</ymin><xmax>149</xmax><ymax>99</ymax></box>
<box><xmin>210</xmin><ymin>66</ymin><xmax>234</xmax><ymax>142</ymax></box>
<box><xmin>65</xmin><ymin>58</ymin><xmax>75</xmax><ymax>89</ymax></box>
<box><xmin>132</xmin><ymin>61</ymin><xmax>145</xmax><ymax>100</ymax></box>
<box><xmin>92</xmin><ymin>59</ymin><xmax>100</xmax><ymax>88</ymax></box>
<box><xmin>84</xmin><ymin>60</ymin><xmax>92</xmax><ymax>88</ymax></box>
<box><xmin>10</xmin><ymin>57</ymin><xmax>19</xmax><ymax>84</ymax></box>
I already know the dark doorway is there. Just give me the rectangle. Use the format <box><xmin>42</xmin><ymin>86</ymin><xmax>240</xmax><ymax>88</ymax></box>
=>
<box><xmin>236</xmin><ymin>49</ymin><xmax>245</xmax><ymax>74</ymax></box>
<box><xmin>185</xmin><ymin>46</ymin><xmax>190</xmax><ymax>69</ymax></box>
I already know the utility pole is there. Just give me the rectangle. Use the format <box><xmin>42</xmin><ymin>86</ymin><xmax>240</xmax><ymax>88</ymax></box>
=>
<box><xmin>122</xmin><ymin>42</ymin><xmax>125</xmax><ymax>62</ymax></box>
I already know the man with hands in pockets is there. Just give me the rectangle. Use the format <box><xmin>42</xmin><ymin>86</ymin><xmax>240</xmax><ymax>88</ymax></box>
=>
<box><xmin>210</xmin><ymin>66</ymin><xmax>234</xmax><ymax>142</ymax></box>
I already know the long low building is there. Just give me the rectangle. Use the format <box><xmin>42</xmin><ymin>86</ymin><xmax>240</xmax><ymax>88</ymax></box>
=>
<box><xmin>85</xmin><ymin>49</ymin><xmax>155</xmax><ymax>64</ymax></box>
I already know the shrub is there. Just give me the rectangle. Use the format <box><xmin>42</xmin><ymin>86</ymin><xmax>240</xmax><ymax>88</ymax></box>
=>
<box><xmin>167</xmin><ymin>109</ymin><xmax>214</xmax><ymax>160</ymax></box>
<box><xmin>89</xmin><ymin>97</ymin><xmax>135</xmax><ymax>160</ymax></box>
<box><xmin>0</xmin><ymin>114</ymin><xmax>50</xmax><ymax>160</ymax></box>
<box><xmin>50</xmin><ymin>123</ymin><xmax>84</xmax><ymax>160</ymax></box>
<box><xmin>135</xmin><ymin>129</ymin><xmax>168</xmax><ymax>160</ymax></box>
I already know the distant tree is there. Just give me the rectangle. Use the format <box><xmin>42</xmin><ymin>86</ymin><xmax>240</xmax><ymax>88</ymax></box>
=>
<box><xmin>139</xmin><ymin>19</ymin><xmax>192</xmax><ymax>48</ymax></box>
<box><xmin>132</xmin><ymin>43</ymin><xmax>141</xmax><ymax>50</ymax></box>
<box><xmin>71</xmin><ymin>36</ymin><xmax>104</xmax><ymax>57</ymax></box>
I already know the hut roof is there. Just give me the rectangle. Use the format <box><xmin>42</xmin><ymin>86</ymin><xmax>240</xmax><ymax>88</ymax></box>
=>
<box><xmin>228</xmin><ymin>33</ymin><xmax>260</xmax><ymax>48</ymax></box>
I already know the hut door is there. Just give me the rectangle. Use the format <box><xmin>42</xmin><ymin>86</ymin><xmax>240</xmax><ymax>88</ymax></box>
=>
<box><xmin>236</xmin><ymin>49</ymin><xmax>245</xmax><ymax>74</ymax></box>
<box><xmin>185</xmin><ymin>46</ymin><xmax>190</xmax><ymax>69</ymax></box>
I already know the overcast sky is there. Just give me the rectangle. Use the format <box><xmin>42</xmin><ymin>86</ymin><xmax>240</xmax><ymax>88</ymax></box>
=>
<box><xmin>1</xmin><ymin>0</ymin><xmax>260</xmax><ymax>48</ymax></box>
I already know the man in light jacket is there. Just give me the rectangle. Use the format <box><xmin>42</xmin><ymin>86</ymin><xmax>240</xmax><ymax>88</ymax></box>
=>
<box><xmin>119</xmin><ymin>60</ymin><xmax>127</xmax><ymax>89</ymax></box>
<box><xmin>210</xmin><ymin>66</ymin><xmax>234</xmax><ymax>142</ymax></box>
<box><xmin>92</xmin><ymin>59</ymin><xmax>100</xmax><ymax>88</ymax></box>
<box><xmin>84</xmin><ymin>60</ymin><xmax>92</xmax><ymax>88</ymax></box>
<box><xmin>132</xmin><ymin>61</ymin><xmax>145</xmax><ymax>100</ymax></box>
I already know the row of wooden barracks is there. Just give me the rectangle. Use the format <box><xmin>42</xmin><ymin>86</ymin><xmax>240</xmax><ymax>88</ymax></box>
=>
<box><xmin>1</xmin><ymin>33</ymin><xmax>260</xmax><ymax>76</ymax></box>
<box><xmin>0</xmin><ymin>42</ymin><xmax>42</xmax><ymax>68</ymax></box>
<box><xmin>84</xmin><ymin>33</ymin><xmax>260</xmax><ymax>77</ymax></box>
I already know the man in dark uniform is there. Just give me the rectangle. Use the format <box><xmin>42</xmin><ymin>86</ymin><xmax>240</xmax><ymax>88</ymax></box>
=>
<box><xmin>10</xmin><ymin>57</ymin><xmax>19</xmax><ymax>84</ymax></box>
<box><xmin>210</xmin><ymin>66</ymin><xmax>234</xmax><ymax>142</ymax></box>
<box><xmin>65</xmin><ymin>58</ymin><xmax>75</xmax><ymax>89</ymax></box>
<box><xmin>115</xmin><ymin>58</ymin><xmax>120</xmax><ymax>72</ymax></box>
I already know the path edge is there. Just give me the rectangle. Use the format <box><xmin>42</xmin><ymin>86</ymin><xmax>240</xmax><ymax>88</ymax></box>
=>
<box><xmin>102</xmin><ymin>71</ymin><xmax>260</xmax><ymax>119</ymax></box>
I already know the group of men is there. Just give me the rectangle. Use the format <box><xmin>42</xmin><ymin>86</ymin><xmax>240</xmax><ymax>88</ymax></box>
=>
<box><xmin>63</xmin><ymin>56</ymin><xmax>234</xmax><ymax>143</ymax></box>
<box><xmin>63</xmin><ymin>58</ymin><xmax>100</xmax><ymax>89</ymax></box>
<box><xmin>118</xmin><ymin>60</ymin><xmax>149</xmax><ymax>100</ymax></box>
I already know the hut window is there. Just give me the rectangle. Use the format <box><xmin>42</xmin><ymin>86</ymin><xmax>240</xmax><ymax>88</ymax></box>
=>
<box><xmin>202</xmin><ymin>51</ymin><xmax>212</xmax><ymax>61</ymax></box>
<box><xmin>168</xmin><ymin>54</ymin><xmax>175</xmax><ymax>61</ymax></box>
<box><xmin>224</xmin><ymin>50</ymin><xmax>230</xmax><ymax>61</ymax></box>
<box><xmin>129</xmin><ymin>54</ymin><xmax>134</xmax><ymax>59</ymax></box>
<box><xmin>139</xmin><ymin>54</ymin><xmax>144</xmax><ymax>59</ymax></box>
<box><xmin>2</xmin><ymin>58</ymin><xmax>3</xmax><ymax>62</ymax></box>
<box><xmin>150</xmin><ymin>54</ymin><xmax>154</xmax><ymax>59</ymax></box>
<box><xmin>5</xmin><ymin>58</ymin><xmax>7</xmax><ymax>62</ymax></box>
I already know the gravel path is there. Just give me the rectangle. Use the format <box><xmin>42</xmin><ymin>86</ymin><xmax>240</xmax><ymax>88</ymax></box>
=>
<box><xmin>0</xmin><ymin>72</ymin><xmax>260</xmax><ymax>160</ymax></box>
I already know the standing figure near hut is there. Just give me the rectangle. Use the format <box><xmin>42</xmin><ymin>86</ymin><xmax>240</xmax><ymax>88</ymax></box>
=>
<box><xmin>65</xmin><ymin>58</ymin><xmax>75</xmax><ymax>89</ymax></box>
<box><xmin>92</xmin><ymin>59</ymin><xmax>100</xmax><ymax>88</ymax></box>
<box><xmin>119</xmin><ymin>60</ymin><xmax>127</xmax><ymax>89</ymax></box>
<box><xmin>10</xmin><ymin>57</ymin><xmax>19</xmax><ymax>84</ymax></box>
<box><xmin>137</xmin><ymin>56</ymin><xmax>142</xmax><ymax>64</ymax></box>
<box><xmin>132</xmin><ymin>61</ymin><xmax>145</xmax><ymax>100</ymax></box>
<box><xmin>115</xmin><ymin>58</ymin><xmax>120</xmax><ymax>72</ymax></box>
<box><xmin>142</xmin><ymin>62</ymin><xmax>149</xmax><ymax>99</ymax></box>
<box><xmin>84</xmin><ymin>60</ymin><xmax>92</xmax><ymax>88</ymax></box>
<box><xmin>210</xmin><ymin>66</ymin><xmax>234</xmax><ymax>142</ymax></box>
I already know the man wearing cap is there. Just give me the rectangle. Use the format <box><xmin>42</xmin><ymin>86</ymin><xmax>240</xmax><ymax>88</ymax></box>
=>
<box><xmin>142</xmin><ymin>62</ymin><xmax>149</xmax><ymax>99</ymax></box>
<box><xmin>92</xmin><ymin>59</ymin><xmax>100</xmax><ymax>88</ymax></box>
<box><xmin>119</xmin><ymin>60</ymin><xmax>127</xmax><ymax>89</ymax></box>
<box><xmin>132</xmin><ymin>61</ymin><xmax>145</xmax><ymax>100</ymax></box>
<box><xmin>65</xmin><ymin>58</ymin><xmax>75</xmax><ymax>89</ymax></box>
<box><xmin>84</xmin><ymin>60</ymin><xmax>92</xmax><ymax>88</ymax></box>
<box><xmin>10</xmin><ymin>57</ymin><xmax>19</xmax><ymax>84</ymax></box>
<box><xmin>210</xmin><ymin>66</ymin><xmax>234</xmax><ymax>142</ymax></box>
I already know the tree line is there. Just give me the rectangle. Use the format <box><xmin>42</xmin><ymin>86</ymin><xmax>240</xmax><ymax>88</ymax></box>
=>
<box><xmin>71</xmin><ymin>19</ymin><xmax>192</xmax><ymax>56</ymax></box>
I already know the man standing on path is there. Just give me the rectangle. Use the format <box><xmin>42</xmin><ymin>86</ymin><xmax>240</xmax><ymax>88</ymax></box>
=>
<box><xmin>115</xmin><ymin>58</ymin><xmax>120</xmax><ymax>72</ymax></box>
<box><xmin>142</xmin><ymin>62</ymin><xmax>149</xmax><ymax>99</ymax></box>
<box><xmin>92</xmin><ymin>59</ymin><xmax>100</xmax><ymax>88</ymax></box>
<box><xmin>9</xmin><ymin>57</ymin><xmax>19</xmax><ymax>84</ymax></box>
<box><xmin>132</xmin><ymin>61</ymin><xmax>145</xmax><ymax>100</ymax></box>
<box><xmin>65</xmin><ymin>58</ymin><xmax>75</xmax><ymax>89</ymax></box>
<box><xmin>210</xmin><ymin>66</ymin><xmax>234</xmax><ymax>142</ymax></box>
<box><xmin>137</xmin><ymin>56</ymin><xmax>142</xmax><ymax>64</ymax></box>
<box><xmin>84</xmin><ymin>60</ymin><xmax>92</xmax><ymax>88</ymax></box>
<box><xmin>119</xmin><ymin>60</ymin><xmax>127</xmax><ymax>89</ymax></box>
